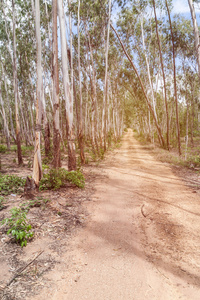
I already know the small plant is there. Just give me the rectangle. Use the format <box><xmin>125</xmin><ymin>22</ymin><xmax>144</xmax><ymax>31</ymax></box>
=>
<box><xmin>21</xmin><ymin>196</ymin><xmax>49</xmax><ymax>211</ymax></box>
<box><xmin>39</xmin><ymin>168</ymin><xmax>85</xmax><ymax>191</ymax></box>
<box><xmin>1</xmin><ymin>207</ymin><xmax>34</xmax><ymax>247</ymax></box>
<box><xmin>0</xmin><ymin>174</ymin><xmax>26</xmax><ymax>195</ymax></box>
<box><xmin>0</xmin><ymin>196</ymin><xmax>6</xmax><ymax>210</ymax></box>
<box><xmin>0</xmin><ymin>144</ymin><xmax>7</xmax><ymax>153</ymax></box>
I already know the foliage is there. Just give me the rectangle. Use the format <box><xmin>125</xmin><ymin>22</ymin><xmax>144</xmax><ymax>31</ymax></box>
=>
<box><xmin>21</xmin><ymin>196</ymin><xmax>50</xmax><ymax>211</ymax></box>
<box><xmin>1</xmin><ymin>207</ymin><xmax>34</xmax><ymax>247</ymax></box>
<box><xmin>0</xmin><ymin>144</ymin><xmax>7</xmax><ymax>153</ymax></box>
<box><xmin>39</xmin><ymin>168</ymin><xmax>85</xmax><ymax>190</ymax></box>
<box><xmin>0</xmin><ymin>196</ymin><xmax>6</xmax><ymax>210</ymax></box>
<box><xmin>0</xmin><ymin>174</ymin><xmax>26</xmax><ymax>195</ymax></box>
<box><xmin>10</xmin><ymin>145</ymin><xmax>17</xmax><ymax>152</ymax></box>
<box><xmin>21</xmin><ymin>145</ymin><xmax>34</xmax><ymax>156</ymax></box>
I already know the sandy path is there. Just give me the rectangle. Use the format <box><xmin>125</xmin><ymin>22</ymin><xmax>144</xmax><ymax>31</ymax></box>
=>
<box><xmin>34</xmin><ymin>129</ymin><xmax>200</xmax><ymax>300</ymax></box>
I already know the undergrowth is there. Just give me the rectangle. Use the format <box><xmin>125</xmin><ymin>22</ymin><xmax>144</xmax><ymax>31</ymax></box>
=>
<box><xmin>0</xmin><ymin>174</ymin><xmax>26</xmax><ymax>195</ymax></box>
<box><xmin>1</xmin><ymin>207</ymin><xmax>34</xmax><ymax>247</ymax></box>
<box><xmin>39</xmin><ymin>168</ymin><xmax>85</xmax><ymax>190</ymax></box>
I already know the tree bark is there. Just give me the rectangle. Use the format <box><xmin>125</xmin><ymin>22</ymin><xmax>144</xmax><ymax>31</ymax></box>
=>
<box><xmin>12</xmin><ymin>0</ymin><xmax>23</xmax><ymax>165</ymax></box>
<box><xmin>152</xmin><ymin>0</ymin><xmax>170</xmax><ymax>150</ymax></box>
<box><xmin>32</xmin><ymin>0</ymin><xmax>43</xmax><ymax>186</ymax></box>
<box><xmin>165</xmin><ymin>0</ymin><xmax>181</xmax><ymax>155</ymax></box>
<box><xmin>0</xmin><ymin>82</ymin><xmax>10</xmax><ymax>149</ymax></box>
<box><xmin>58</xmin><ymin>0</ymin><xmax>76</xmax><ymax>170</ymax></box>
<box><xmin>52</xmin><ymin>0</ymin><xmax>61</xmax><ymax>168</ymax></box>
<box><xmin>78</xmin><ymin>0</ymin><xmax>85</xmax><ymax>164</ymax></box>
<box><xmin>102</xmin><ymin>0</ymin><xmax>111</xmax><ymax>152</ymax></box>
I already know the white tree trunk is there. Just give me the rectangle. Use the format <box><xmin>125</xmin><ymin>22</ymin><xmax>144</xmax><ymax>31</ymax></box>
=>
<box><xmin>58</xmin><ymin>0</ymin><xmax>76</xmax><ymax>170</ymax></box>
<box><xmin>102</xmin><ymin>0</ymin><xmax>112</xmax><ymax>151</ymax></box>
<box><xmin>32</xmin><ymin>0</ymin><xmax>43</xmax><ymax>185</ymax></box>
<box><xmin>12</xmin><ymin>0</ymin><xmax>23</xmax><ymax>165</ymax></box>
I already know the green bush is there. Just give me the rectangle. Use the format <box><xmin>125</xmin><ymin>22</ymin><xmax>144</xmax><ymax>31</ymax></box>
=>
<box><xmin>1</xmin><ymin>207</ymin><xmax>34</xmax><ymax>247</ymax></box>
<box><xmin>39</xmin><ymin>168</ymin><xmax>85</xmax><ymax>191</ymax></box>
<box><xmin>0</xmin><ymin>144</ymin><xmax>7</xmax><ymax>153</ymax></box>
<box><xmin>0</xmin><ymin>174</ymin><xmax>26</xmax><ymax>195</ymax></box>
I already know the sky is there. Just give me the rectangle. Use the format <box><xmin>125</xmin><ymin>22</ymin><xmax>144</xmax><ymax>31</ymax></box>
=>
<box><xmin>172</xmin><ymin>0</ymin><xmax>200</xmax><ymax>23</ymax></box>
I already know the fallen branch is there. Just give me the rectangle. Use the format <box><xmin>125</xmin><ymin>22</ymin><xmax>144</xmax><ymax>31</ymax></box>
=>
<box><xmin>6</xmin><ymin>250</ymin><xmax>44</xmax><ymax>287</ymax></box>
<box><xmin>141</xmin><ymin>204</ymin><xmax>147</xmax><ymax>218</ymax></box>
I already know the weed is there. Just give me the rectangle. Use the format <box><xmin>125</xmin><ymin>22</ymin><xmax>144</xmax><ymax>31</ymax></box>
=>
<box><xmin>39</xmin><ymin>168</ymin><xmax>85</xmax><ymax>191</ymax></box>
<box><xmin>21</xmin><ymin>196</ymin><xmax>49</xmax><ymax>211</ymax></box>
<box><xmin>0</xmin><ymin>196</ymin><xmax>6</xmax><ymax>210</ymax></box>
<box><xmin>0</xmin><ymin>174</ymin><xmax>26</xmax><ymax>195</ymax></box>
<box><xmin>1</xmin><ymin>207</ymin><xmax>34</xmax><ymax>247</ymax></box>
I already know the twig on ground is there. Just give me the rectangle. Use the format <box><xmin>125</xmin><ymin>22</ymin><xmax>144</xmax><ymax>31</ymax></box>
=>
<box><xmin>6</xmin><ymin>250</ymin><xmax>44</xmax><ymax>287</ymax></box>
<box><xmin>141</xmin><ymin>204</ymin><xmax>147</xmax><ymax>218</ymax></box>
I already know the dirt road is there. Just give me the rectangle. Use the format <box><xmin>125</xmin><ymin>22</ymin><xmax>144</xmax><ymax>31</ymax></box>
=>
<box><xmin>34</xmin><ymin>129</ymin><xmax>200</xmax><ymax>300</ymax></box>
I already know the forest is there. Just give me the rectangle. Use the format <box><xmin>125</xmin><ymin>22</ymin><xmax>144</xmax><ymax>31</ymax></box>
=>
<box><xmin>0</xmin><ymin>0</ymin><xmax>199</xmax><ymax>183</ymax></box>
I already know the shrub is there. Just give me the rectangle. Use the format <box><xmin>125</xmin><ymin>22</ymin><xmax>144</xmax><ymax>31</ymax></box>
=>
<box><xmin>1</xmin><ymin>207</ymin><xmax>34</xmax><ymax>247</ymax></box>
<box><xmin>0</xmin><ymin>174</ymin><xmax>26</xmax><ymax>195</ymax></box>
<box><xmin>0</xmin><ymin>144</ymin><xmax>7</xmax><ymax>153</ymax></box>
<box><xmin>39</xmin><ymin>168</ymin><xmax>85</xmax><ymax>190</ymax></box>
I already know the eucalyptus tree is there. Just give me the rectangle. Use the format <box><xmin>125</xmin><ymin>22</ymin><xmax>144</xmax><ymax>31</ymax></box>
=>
<box><xmin>152</xmin><ymin>0</ymin><xmax>169</xmax><ymax>150</ymax></box>
<box><xmin>58</xmin><ymin>0</ymin><xmax>76</xmax><ymax>170</ymax></box>
<box><xmin>165</xmin><ymin>0</ymin><xmax>181</xmax><ymax>155</ymax></box>
<box><xmin>12</xmin><ymin>0</ymin><xmax>23</xmax><ymax>164</ymax></box>
<box><xmin>52</xmin><ymin>0</ymin><xmax>61</xmax><ymax>168</ymax></box>
<box><xmin>77</xmin><ymin>0</ymin><xmax>85</xmax><ymax>163</ymax></box>
<box><xmin>102</xmin><ymin>0</ymin><xmax>112</xmax><ymax>151</ymax></box>
<box><xmin>0</xmin><ymin>81</ymin><xmax>10</xmax><ymax>149</ymax></box>
<box><xmin>32</xmin><ymin>0</ymin><xmax>43</xmax><ymax>186</ymax></box>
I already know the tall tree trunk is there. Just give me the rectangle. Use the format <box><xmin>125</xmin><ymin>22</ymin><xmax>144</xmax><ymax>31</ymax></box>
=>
<box><xmin>58</xmin><ymin>0</ymin><xmax>76</xmax><ymax>170</ymax></box>
<box><xmin>165</xmin><ymin>0</ymin><xmax>181</xmax><ymax>155</ymax></box>
<box><xmin>0</xmin><ymin>82</ymin><xmax>10</xmax><ymax>149</ymax></box>
<box><xmin>140</xmin><ymin>13</ymin><xmax>157</xmax><ymax>120</ymax></box>
<box><xmin>32</xmin><ymin>0</ymin><xmax>43</xmax><ymax>185</ymax></box>
<box><xmin>1</xmin><ymin>64</ymin><xmax>16</xmax><ymax>141</ymax></box>
<box><xmin>12</xmin><ymin>0</ymin><xmax>23</xmax><ymax>165</ymax></box>
<box><xmin>102</xmin><ymin>0</ymin><xmax>111</xmax><ymax>152</ymax></box>
<box><xmin>52</xmin><ymin>0</ymin><xmax>61</xmax><ymax>168</ymax></box>
<box><xmin>152</xmin><ymin>0</ymin><xmax>169</xmax><ymax>150</ymax></box>
<box><xmin>77</xmin><ymin>0</ymin><xmax>85</xmax><ymax>164</ymax></box>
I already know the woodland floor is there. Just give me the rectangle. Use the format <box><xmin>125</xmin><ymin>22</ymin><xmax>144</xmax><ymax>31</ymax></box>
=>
<box><xmin>0</xmin><ymin>129</ymin><xmax>200</xmax><ymax>300</ymax></box>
